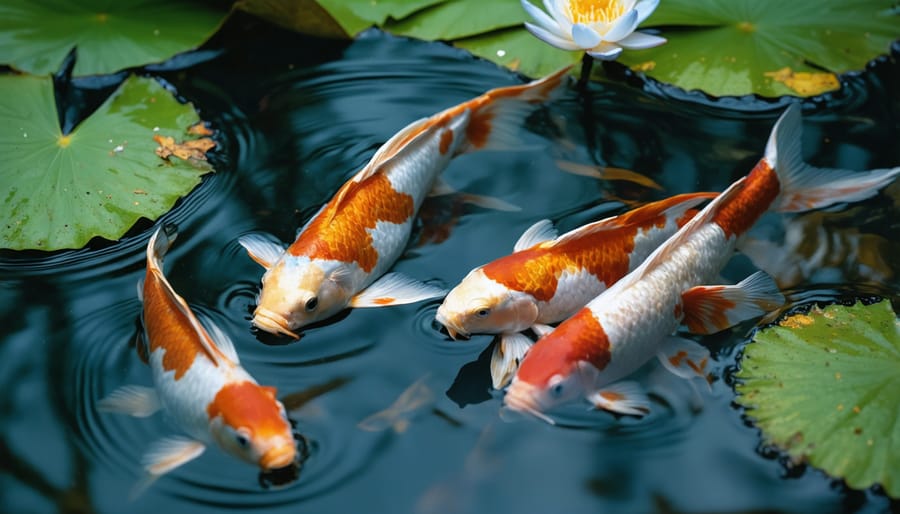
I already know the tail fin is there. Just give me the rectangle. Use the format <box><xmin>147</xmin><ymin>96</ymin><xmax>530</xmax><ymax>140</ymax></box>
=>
<box><xmin>146</xmin><ymin>223</ymin><xmax>178</xmax><ymax>272</ymax></box>
<box><xmin>462</xmin><ymin>66</ymin><xmax>571</xmax><ymax>153</ymax></box>
<box><xmin>766</xmin><ymin>104</ymin><xmax>900</xmax><ymax>213</ymax></box>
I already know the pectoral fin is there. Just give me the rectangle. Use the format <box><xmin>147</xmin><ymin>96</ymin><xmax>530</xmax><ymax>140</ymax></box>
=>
<box><xmin>238</xmin><ymin>233</ymin><xmax>285</xmax><ymax>269</ymax></box>
<box><xmin>130</xmin><ymin>437</ymin><xmax>205</xmax><ymax>498</ymax></box>
<box><xmin>586</xmin><ymin>381</ymin><xmax>651</xmax><ymax>416</ymax></box>
<box><xmin>657</xmin><ymin>336</ymin><xmax>711</xmax><ymax>385</ymax></box>
<box><xmin>514</xmin><ymin>220</ymin><xmax>558</xmax><ymax>252</ymax></box>
<box><xmin>681</xmin><ymin>271</ymin><xmax>785</xmax><ymax>334</ymax></box>
<box><xmin>530</xmin><ymin>323</ymin><xmax>555</xmax><ymax>338</ymax></box>
<box><xmin>490</xmin><ymin>333</ymin><xmax>535</xmax><ymax>390</ymax></box>
<box><xmin>142</xmin><ymin>437</ymin><xmax>206</xmax><ymax>477</ymax></box>
<box><xmin>350</xmin><ymin>273</ymin><xmax>447</xmax><ymax>308</ymax></box>
<box><xmin>97</xmin><ymin>385</ymin><xmax>161</xmax><ymax>418</ymax></box>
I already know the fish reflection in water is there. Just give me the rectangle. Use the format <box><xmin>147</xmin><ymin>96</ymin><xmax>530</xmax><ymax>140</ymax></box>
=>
<box><xmin>740</xmin><ymin>209</ymin><xmax>899</xmax><ymax>290</ymax></box>
<box><xmin>98</xmin><ymin>224</ymin><xmax>297</xmax><ymax>494</ymax></box>
<box><xmin>358</xmin><ymin>375</ymin><xmax>436</xmax><ymax>434</ymax></box>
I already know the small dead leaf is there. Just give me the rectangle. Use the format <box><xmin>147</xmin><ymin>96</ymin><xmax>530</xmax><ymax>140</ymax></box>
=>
<box><xmin>779</xmin><ymin>313</ymin><xmax>816</xmax><ymax>329</ymax></box>
<box><xmin>154</xmin><ymin>134</ymin><xmax>216</xmax><ymax>161</ymax></box>
<box><xmin>764</xmin><ymin>67</ymin><xmax>840</xmax><ymax>96</ymax></box>
<box><xmin>187</xmin><ymin>122</ymin><xmax>214</xmax><ymax>136</ymax></box>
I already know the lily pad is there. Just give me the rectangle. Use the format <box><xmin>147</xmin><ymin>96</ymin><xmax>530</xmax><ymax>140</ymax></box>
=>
<box><xmin>0</xmin><ymin>0</ymin><xmax>228</xmax><ymax>76</ymax></box>
<box><xmin>617</xmin><ymin>0</ymin><xmax>898</xmax><ymax>97</ymax></box>
<box><xmin>735</xmin><ymin>300</ymin><xmax>900</xmax><ymax>497</ymax></box>
<box><xmin>0</xmin><ymin>75</ymin><xmax>215</xmax><ymax>251</ymax></box>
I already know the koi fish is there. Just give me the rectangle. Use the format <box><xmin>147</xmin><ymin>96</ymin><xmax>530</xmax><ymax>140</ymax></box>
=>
<box><xmin>239</xmin><ymin>67</ymin><xmax>571</xmax><ymax>338</ymax></box>
<box><xmin>504</xmin><ymin>104</ymin><xmax>900</xmax><ymax>423</ymax></box>
<box><xmin>99</xmin><ymin>224</ymin><xmax>296</xmax><ymax>487</ymax></box>
<box><xmin>436</xmin><ymin>192</ymin><xmax>717</xmax><ymax>389</ymax></box>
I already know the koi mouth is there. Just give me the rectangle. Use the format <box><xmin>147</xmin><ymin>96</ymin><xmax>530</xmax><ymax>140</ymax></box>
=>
<box><xmin>253</xmin><ymin>309</ymin><xmax>300</xmax><ymax>339</ymax></box>
<box><xmin>259</xmin><ymin>444</ymin><xmax>296</xmax><ymax>471</ymax></box>
<box><xmin>503</xmin><ymin>381</ymin><xmax>555</xmax><ymax>425</ymax></box>
<box><xmin>434</xmin><ymin>312</ymin><xmax>469</xmax><ymax>340</ymax></box>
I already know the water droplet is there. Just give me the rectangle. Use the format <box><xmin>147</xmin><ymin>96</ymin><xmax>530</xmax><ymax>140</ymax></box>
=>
<box><xmin>23</xmin><ymin>132</ymin><xmax>27</xmax><ymax>138</ymax></box>
<box><xmin>496</xmin><ymin>49</ymin><xmax>506</xmax><ymax>57</ymax></box>
<box><xmin>153</xmin><ymin>126</ymin><xmax>160</xmax><ymax>132</ymax></box>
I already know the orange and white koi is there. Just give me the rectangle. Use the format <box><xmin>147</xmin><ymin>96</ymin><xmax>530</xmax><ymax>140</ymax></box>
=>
<box><xmin>435</xmin><ymin>192</ymin><xmax>717</xmax><ymax>388</ymax></box>
<box><xmin>504</xmin><ymin>105</ymin><xmax>900</xmax><ymax>423</ymax></box>
<box><xmin>99</xmin><ymin>225</ymin><xmax>296</xmax><ymax>485</ymax></box>
<box><xmin>239</xmin><ymin>67</ymin><xmax>571</xmax><ymax>338</ymax></box>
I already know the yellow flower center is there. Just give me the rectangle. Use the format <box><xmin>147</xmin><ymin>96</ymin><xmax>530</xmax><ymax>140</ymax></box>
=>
<box><xmin>566</xmin><ymin>0</ymin><xmax>626</xmax><ymax>24</ymax></box>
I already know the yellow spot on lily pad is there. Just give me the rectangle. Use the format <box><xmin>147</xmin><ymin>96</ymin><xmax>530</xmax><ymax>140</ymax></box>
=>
<box><xmin>631</xmin><ymin>61</ymin><xmax>656</xmax><ymax>72</ymax></box>
<box><xmin>736</xmin><ymin>21</ymin><xmax>755</xmax><ymax>33</ymax></box>
<box><xmin>57</xmin><ymin>134</ymin><xmax>72</xmax><ymax>148</ymax></box>
<box><xmin>779</xmin><ymin>313</ymin><xmax>815</xmax><ymax>329</ymax></box>
<box><xmin>764</xmin><ymin>67</ymin><xmax>840</xmax><ymax>96</ymax></box>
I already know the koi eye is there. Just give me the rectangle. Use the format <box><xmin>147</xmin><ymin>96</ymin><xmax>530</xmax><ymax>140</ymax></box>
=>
<box><xmin>548</xmin><ymin>375</ymin><xmax>565</xmax><ymax>398</ymax></box>
<box><xmin>305</xmin><ymin>297</ymin><xmax>318</xmax><ymax>312</ymax></box>
<box><xmin>475</xmin><ymin>308</ymin><xmax>490</xmax><ymax>318</ymax></box>
<box><xmin>236</xmin><ymin>434</ymin><xmax>250</xmax><ymax>448</ymax></box>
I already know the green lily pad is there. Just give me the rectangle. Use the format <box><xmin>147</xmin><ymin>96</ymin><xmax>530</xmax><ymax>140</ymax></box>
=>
<box><xmin>318</xmin><ymin>0</ymin><xmax>449</xmax><ymax>36</ymax></box>
<box><xmin>735</xmin><ymin>300</ymin><xmax>900</xmax><ymax>497</ymax></box>
<box><xmin>384</xmin><ymin>0</ymin><xmax>528</xmax><ymax>41</ymax></box>
<box><xmin>0</xmin><ymin>0</ymin><xmax>228</xmax><ymax>76</ymax></box>
<box><xmin>0</xmin><ymin>75</ymin><xmax>215</xmax><ymax>251</ymax></box>
<box><xmin>618</xmin><ymin>0</ymin><xmax>898</xmax><ymax>97</ymax></box>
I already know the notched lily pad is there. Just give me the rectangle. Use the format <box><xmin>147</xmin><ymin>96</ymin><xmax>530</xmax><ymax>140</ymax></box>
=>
<box><xmin>0</xmin><ymin>0</ymin><xmax>228</xmax><ymax>76</ymax></box>
<box><xmin>735</xmin><ymin>300</ymin><xmax>900</xmax><ymax>497</ymax></box>
<box><xmin>618</xmin><ymin>0</ymin><xmax>898</xmax><ymax>97</ymax></box>
<box><xmin>0</xmin><ymin>75</ymin><xmax>216</xmax><ymax>251</ymax></box>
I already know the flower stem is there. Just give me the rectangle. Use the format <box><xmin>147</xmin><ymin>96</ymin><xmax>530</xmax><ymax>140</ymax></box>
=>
<box><xmin>577</xmin><ymin>53</ymin><xmax>594</xmax><ymax>90</ymax></box>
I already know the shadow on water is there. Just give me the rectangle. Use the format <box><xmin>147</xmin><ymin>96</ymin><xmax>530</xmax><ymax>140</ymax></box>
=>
<box><xmin>1</xmin><ymin>10</ymin><xmax>899</xmax><ymax>514</ymax></box>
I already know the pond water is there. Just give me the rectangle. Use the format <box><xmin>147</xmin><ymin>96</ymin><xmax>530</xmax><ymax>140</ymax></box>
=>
<box><xmin>1</xmin><ymin>13</ymin><xmax>898</xmax><ymax>514</ymax></box>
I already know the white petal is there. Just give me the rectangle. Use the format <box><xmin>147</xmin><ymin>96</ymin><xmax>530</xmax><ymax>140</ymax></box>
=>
<box><xmin>572</xmin><ymin>23</ymin><xmax>603</xmax><ymax>49</ymax></box>
<box><xmin>602</xmin><ymin>9</ymin><xmax>639</xmax><ymax>42</ymax></box>
<box><xmin>617</xmin><ymin>31</ymin><xmax>667</xmax><ymax>49</ymax></box>
<box><xmin>524</xmin><ymin>22</ymin><xmax>581</xmax><ymax>50</ymax></box>
<box><xmin>634</xmin><ymin>0</ymin><xmax>661</xmax><ymax>24</ymax></box>
<box><xmin>545</xmin><ymin>0</ymin><xmax>573</xmax><ymax>31</ymax></box>
<box><xmin>521</xmin><ymin>0</ymin><xmax>566</xmax><ymax>38</ymax></box>
<box><xmin>587</xmin><ymin>43</ymin><xmax>623</xmax><ymax>60</ymax></box>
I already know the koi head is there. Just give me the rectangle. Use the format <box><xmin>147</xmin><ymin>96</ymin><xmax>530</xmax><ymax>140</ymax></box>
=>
<box><xmin>254</xmin><ymin>257</ymin><xmax>352</xmax><ymax>338</ymax></box>
<box><xmin>502</xmin><ymin>318</ymin><xmax>603</xmax><ymax>422</ymax></box>
<box><xmin>207</xmin><ymin>382</ymin><xmax>296</xmax><ymax>471</ymax></box>
<box><xmin>435</xmin><ymin>269</ymin><xmax>539</xmax><ymax>339</ymax></box>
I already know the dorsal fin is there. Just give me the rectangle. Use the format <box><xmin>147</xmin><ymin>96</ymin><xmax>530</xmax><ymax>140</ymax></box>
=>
<box><xmin>145</xmin><ymin>225</ymin><xmax>230</xmax><ymax>368</ymax></box>
<box><xmin>326</xmin><ymin>117</ymin><xmax>437</xmax><ymax>221</ymax></box>
<box><xmin>611</xmin><ymin>178</ymin><xmax>748</xmax><ymax>289</ymax></box>
<box><xmin>546</xmin><ymin>215</ymin><xmax>625</xmax><ymax>247</ymax></box>
<box><xmin>514</xmin><ymin>219</ymin><xmax>558</xmax><ymax>251</ymax></box>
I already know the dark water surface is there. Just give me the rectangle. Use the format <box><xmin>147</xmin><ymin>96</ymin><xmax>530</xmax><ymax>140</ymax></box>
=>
<box><xmin>2</xmin><ymin>14</ymin><xmax>899</xmax><ymax>514</ymax></box>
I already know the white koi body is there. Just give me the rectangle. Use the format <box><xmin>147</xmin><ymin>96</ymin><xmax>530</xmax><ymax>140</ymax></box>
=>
<box><xmin>99</xmin><ymin>225</ymin><xmax>296</xmax><ymax>486</ymax></box>
<box><xmin>505</xmin><ymin>105</ymin><xmax>900</xmax><ymax>422</ymax></box>
<box><xmin>435</xmin><ymin>193</ymin><xmax>717</xmax><ymax>387</ymax></box>
<box><xmin>240</xmin><ymin>67</ymin><xmax>571</xmax><ymax>338</ymax></box>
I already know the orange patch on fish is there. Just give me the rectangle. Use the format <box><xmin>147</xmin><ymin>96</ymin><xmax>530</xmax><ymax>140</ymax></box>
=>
<box><xmin>439</xmin><ymin>129</ymin><xmax>454</xmax><ymax>155</ymax></box>
<box><xmin>207</xmin><ymin>382</ymin><xmax>290</xmax><ymax>438</ymax></box>
<box><xmin>482</xmin><ymin>194</ymin><xmax>713</xmax><ymax>301</ymax></box>
<box><xmin>373</xmin><ymin>297</ymin><xmax>395</xmax><ymax>305</ymax></box>
<box><xmin>288</xmin><ymin>173</ymin><xmax>415</xmax><ymax>272</ymax></box>
<box><xmin>712</xmin><ymin>159</ymin><xmax>780</xmax><ymax>238</ymax></box>
<box><xmin>143</xmin><ymin>270</ymin><xmax>217</xmax><ymax>380</ymax></box>
<box><xmin>599</xmin><ymin>391</ymin><xmax>624</xmax><ymax>401</ymax></box>
<box><xmin>681</xmin><ymin>285</ymin><xmax>738</xmax><ymax>333</ymax></box>
<box><xmin>687</xmin><ymin>357</ymin><xmax>708</xmax><ymax>375</ymax></box>
<box><xmin>517</xmin><ymin>308</ymin><xmax>611</xmax><ymax>386</ymax></box>
<box><xmin>668</xmin><ymin>350</ymin><xmax>687</xmax><ymax>368</ymax></box>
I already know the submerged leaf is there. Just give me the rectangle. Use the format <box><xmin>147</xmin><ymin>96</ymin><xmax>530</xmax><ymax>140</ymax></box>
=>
<box><xmin>0</xmin><ymin>0</ymin><xmax>227</xmax><ymax>76</ymax></box>
<box><xmin>0</xmin><ymin>75</ymin><xmax>215</xmax><ymax>251</ymax></box>
<box><xmin>735</xmin><ymin>300</ymin><xmax>900</xmax><ymax>497</ymax></box>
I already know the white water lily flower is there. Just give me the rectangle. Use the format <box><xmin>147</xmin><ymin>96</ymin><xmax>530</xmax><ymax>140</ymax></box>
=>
<box><xmin>521</xmin><ymin>0</ymin><xmax>666</xmax><ymax>60</ymax></box>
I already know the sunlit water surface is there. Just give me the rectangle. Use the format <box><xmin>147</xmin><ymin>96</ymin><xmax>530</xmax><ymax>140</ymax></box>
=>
<box><xmin>1</xmin><ymin>15</ymin><xmax>898</xmax><ymax>514</ymax></box>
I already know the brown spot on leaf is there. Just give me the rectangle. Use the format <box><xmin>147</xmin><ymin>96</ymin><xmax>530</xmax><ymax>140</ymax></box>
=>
<box><xmin>764</xmin><ymin>67</ymin><xmax>840</xmax><ymax>96</ymax></box>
